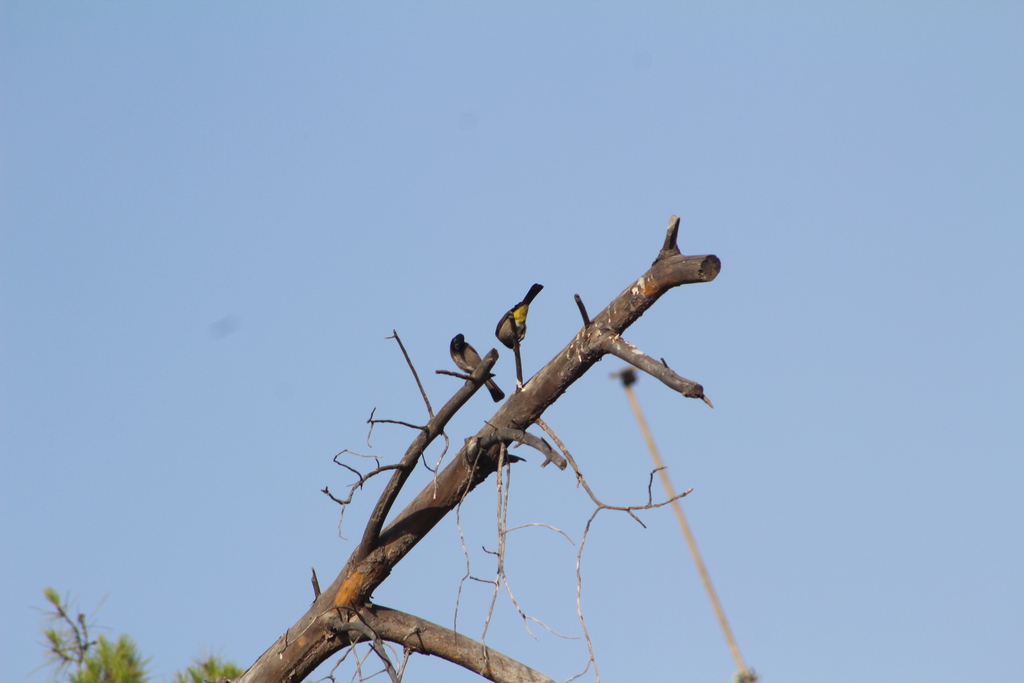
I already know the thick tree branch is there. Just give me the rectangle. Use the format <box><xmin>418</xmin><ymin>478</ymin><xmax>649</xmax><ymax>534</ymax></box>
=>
<box><xmin>599</xmin><ymin>334</ymin><xmax>712</xmax><ymax>406</ymax></box>
<box><xmin>236</xmin><ymin>218</ymin><xmax>719</xmax><ymax>683</ymax></box>
<box><xmin>352</xmin><ymin>604</ymin><xmax>557</xmax><ymax>683</ymax></box>
<box><xmin>472</xmin><ymin>428</ymin><xmax>567</xmax><ymax>470</ymax></box>
<box><xmin>358</xmin><ymin>350</ymin><xmax>498</xmax><ymax>557</ymax></box>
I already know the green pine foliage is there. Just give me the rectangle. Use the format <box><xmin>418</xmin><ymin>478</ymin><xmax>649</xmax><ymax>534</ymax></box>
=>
<box><xmin>69</xmin><ymin>635</ymin><xmax>148</xmax><ymax>683</ymax></box>
<box><xmin>171</xmin><ymin>656</ymin><xmax>244</xmax><ymax>683</ymax></box>
<box><xmin>41</xmin><ymin>589</ymin><xmax>242</xmax><ymax>683</ymax></box>
<box><xmin>41</xmin><ymin>588</ymin><xmax>99</xmax><ymax>679</ymax></box>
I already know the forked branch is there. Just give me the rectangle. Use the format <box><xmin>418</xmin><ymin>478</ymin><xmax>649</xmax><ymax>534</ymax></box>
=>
<box><xmin>236</xmin><ymin>217</ymin><xmax>719</xmax><ymax>683</ymax></box>
<box><xmin>358</xmin><ymin>349</ymin><xmax>499</xmax><ymax>558</ymax></box>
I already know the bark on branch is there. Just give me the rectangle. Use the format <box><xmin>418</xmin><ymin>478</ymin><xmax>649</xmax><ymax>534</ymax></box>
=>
<box><xmin>236</xmin><ymin>216</ymin><xmax>719</xmax><ymax>683</ymax></box>
<box><xmin>358</xmin><ymin>349</ymin><xmax>498</xmax><ymax>557</ymax></box>
<box><xmin>351</xmin><ymin>603</ymin><xmax>557</xmax><ymax>683</ymax></box>
<box><xmin>472</xmin><ymin>428</ymin><xmax>567</xmax><ymax>470</ymax></box>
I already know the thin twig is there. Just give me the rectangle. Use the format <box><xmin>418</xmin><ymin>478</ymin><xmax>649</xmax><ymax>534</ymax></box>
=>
<box><xmin>420</xmin><ymin>432</ymin><xmax>451</xmax><ymax>478</ymax></box>
<box><xmin>505</xmin><ymin>522</ymin><xmax>575</xmax><ymax>546</ymax></box>
<box><xmin>337</xmin><ymin>449</ymin><xmax>385</xmax><ymax>463</ymax></box>
<box><xmin>323</xmin><ymin>456</ymin><xmax>404</xmax><ymax>538</ymax></box>
<box><xmin>370</xmin><ymin>418</ymin><xmax>427</xmax><ymax>431</ymax></box>
<box><xmin>480</xmin><ymin>444</ymin><xmax>509</xmax><ymax>644</ymax></box>
<box><xmin>535</xmin><ymin>416</ymin><xmax>694</xmax><ymax>682</ymax></box>
<box><xmin>452</xmin><ymin>429</ymin><xmax>493</xmax><ymax>634</ymax></box>
<box><xmin>569</xmin><ymin>509</ymin><xmax>602</xmax><ymax>683</ymax></box>
<box><xmin>484</xmin><ymin>447</ymin><xmax>576</xmax><ymax>643</ymax></box>
<box><xmin>387</xmin><ymin>330</ymin><xmax>434</xmax><ymax>419</ymax></box>
<box><xmin>332</xmin><ymin>460</ymin><xmax>402</xmax><ymax>498</ymax></box>
<box><xmin>452</xmin><ymin>498</ymin><xmax>472</xmax><ymax>634</ymax></box>
<box><xmin>574</xmin><ymin>294</ymin><xmax>590</xmax><ymax>326</ymax></box>
<box><xmin>436</xmin><ymin>369</ymin><xmax>470</xmax><ymax>380</ymax></box>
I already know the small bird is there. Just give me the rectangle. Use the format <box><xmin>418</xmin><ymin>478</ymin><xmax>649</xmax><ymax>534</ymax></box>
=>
<box><xmin>495</xmin><ymin>283</ymin><xmax>543</xmax><ymax>349</ymax></box>
<box><xmin>450</xmin><ymin>333</ymin><xmax>505</xmax><ymax>402</ymax></box>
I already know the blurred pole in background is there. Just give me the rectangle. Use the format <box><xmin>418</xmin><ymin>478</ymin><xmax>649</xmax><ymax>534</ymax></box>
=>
<box><xmin>613</xmin><ymin>368</ymin><xmax>757</xmax><ymax>683</ymax></box>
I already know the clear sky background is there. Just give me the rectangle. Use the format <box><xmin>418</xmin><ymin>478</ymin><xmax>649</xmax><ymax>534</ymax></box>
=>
<box><xmin>2</xmin><ymin>3</ymin><xmax>1022</xmax><ymax>682</ymax></box>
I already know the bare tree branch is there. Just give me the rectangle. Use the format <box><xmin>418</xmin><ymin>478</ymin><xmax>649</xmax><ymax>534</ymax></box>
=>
<box><xmin>236</xmin><ymin>218</ymin><xmax>719</xmax><ymax>683</ymax></box>
<box><xmin>472</xmin><ymin>428</ymin><xmax>567</xmax><ymax>470</ymax></box>
<box><xmin>354</xmin><ymin>604</ymin><xmax>557</xmax><ymax>683</ymax></box>
<box><xmin>322</xmin><ymin>455</ymin><xmax>403</xmax><ymax>538</ymax></box>
<box><xmin>574</xmin><ymin>294</ymin><xmax>590</xmax><ymax>327</ymax></box>
<box><xmin>358</xmin><ymin>349</ymin><xmax>498</xmax><ymax>557</ymax></box>
<box><xmin>387</xmin><ymin>330</ymin><xmax>434</xmax><ymax>419</ymax></box>
<box><xmin>599</xmin><ymin>334</ymin><xmax>711</xmax><ymax>406</ymax></box>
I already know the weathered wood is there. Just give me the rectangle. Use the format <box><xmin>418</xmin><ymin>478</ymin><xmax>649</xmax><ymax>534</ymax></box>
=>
<box><xmin>236</xmin><ymin>219</ymin><xmax>719</xmax><ymax>683</ymax></box>
<box><xmin>356</xmin><ymin>604</ymin><xmax>557</xmax><ymax>683</ymax></box>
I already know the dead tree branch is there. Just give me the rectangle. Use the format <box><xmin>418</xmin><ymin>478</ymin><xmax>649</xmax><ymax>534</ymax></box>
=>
<box><xmin>351</xmin><ymin>604</ymin><xmax>557</xmax><ymax>683</ymax></box>
<box><xmin>359</xmin><ymin>349</ymin><xmax>499</xmax><ymax>557</ymax></box>
<box><xmin>599</xmin><ymin>334</ymin><xmax>713</xmax><ymax>407</ymax></box>
<box><xmin>236</xmin><ymin>216</ymin><xmax>719</xmax><ymax>683</ymax></box>
<box><xmin>471</xmin><ymin>428</ymin><xmax>567</xmax><ymax>470</ymax></box>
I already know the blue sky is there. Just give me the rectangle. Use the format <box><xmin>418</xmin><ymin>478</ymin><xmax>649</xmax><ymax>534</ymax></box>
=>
<box><xmin>2</xmin><ymin>3</ymin><xmax>1022</xmax><ymax>682</ymax></box>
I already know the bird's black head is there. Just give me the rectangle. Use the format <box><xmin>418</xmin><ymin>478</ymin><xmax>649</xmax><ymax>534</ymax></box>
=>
<box><xmin>450</xmin><ymin>333</ymin><xmax>466</xmax><ymax>352</ymax></box>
